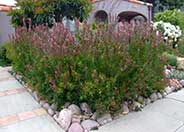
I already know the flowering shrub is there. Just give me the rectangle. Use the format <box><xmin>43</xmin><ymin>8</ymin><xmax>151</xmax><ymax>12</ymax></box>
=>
<box><xmin>153</xmin><ymin>21</ymin><xmax>182</xmax><ymax>48</ymax></box>
<box><xmin>6</xmin><ymin>22</ymin><xmax>167</xmax><ymax>112</ymax></box>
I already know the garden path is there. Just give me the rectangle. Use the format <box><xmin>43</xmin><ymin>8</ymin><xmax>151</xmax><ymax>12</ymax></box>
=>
<box><xmin>0</xmin><ymin>67</ymin><xmax>63</xmax><ymax>132</ymax></box>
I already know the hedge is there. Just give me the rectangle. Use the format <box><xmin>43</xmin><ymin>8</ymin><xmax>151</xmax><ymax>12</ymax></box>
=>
<box><xmin>6</xmin><ymin>22</ymin><xmax>168</xmax><ymax>112</ymax></box>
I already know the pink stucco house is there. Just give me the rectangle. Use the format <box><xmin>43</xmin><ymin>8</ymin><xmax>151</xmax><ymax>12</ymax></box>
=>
<box><xmin>89</xmin><ymin>0</ymin><xmax>153</xmax><ymax>23</ymax></box>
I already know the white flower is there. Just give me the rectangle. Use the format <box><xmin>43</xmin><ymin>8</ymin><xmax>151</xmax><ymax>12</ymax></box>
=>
<box><xmin>176</xmin><ymin>26</ymin><xmax>180</xmax><ymax>30</ymax></box>
<box><xmin>164</xmin><ymin>36</ymin><xmax>168</xmax><ymax>40</ymax></box>
<box><xmin>154</xmin><ymin>21</ymin><xmax>182</xmax><ymax>43</ymax></box>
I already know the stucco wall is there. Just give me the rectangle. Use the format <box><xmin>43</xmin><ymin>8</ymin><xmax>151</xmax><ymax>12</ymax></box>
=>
<box><xmin>88</xmin><ymin>0</ymin><xmax>152</xmax><ymax>23</ymax></box>
<box><xmin>0</xmin><ymin>11</ymin><xmax>14</xmax><ymax>45</ymax></box>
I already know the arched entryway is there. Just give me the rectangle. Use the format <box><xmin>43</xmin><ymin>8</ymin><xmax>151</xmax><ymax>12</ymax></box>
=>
<box><xmin>118</xmin><ymin>11</ymin><xmax>147</xmax><ymax>23</ymax></box>
<box><xmin>94</xmin><ymin>10</ymin><xmax>108</xmax><ymax>23</ymax></box>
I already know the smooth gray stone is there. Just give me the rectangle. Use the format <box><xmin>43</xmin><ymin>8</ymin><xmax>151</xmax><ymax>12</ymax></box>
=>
<box><xmin>150</xmin><ymin>93</ymin><xmax>158</xmax><ymax>102</ymax></box>
<box><xmin>68</xmin><ymin>104</ymin><xmax>81</xmax><ymax>115</ymax></box>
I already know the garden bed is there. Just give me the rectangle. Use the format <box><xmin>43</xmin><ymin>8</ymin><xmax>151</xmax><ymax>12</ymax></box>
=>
<box><xmin>5</xmin><ymin>21</ymin><xmax>184</xmax><ymax>131</ymax></box>
<box><xmin>9</xmin><ymin>65</ymin><xmax>184</xmax><ymax>132</ymax></box>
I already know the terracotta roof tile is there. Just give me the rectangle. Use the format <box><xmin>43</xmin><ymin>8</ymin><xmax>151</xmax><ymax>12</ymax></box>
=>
<box><xmin>91</xmin><ymin>0</ymin><xmax>152</xmax><ymax>6</ymax></box>
<box><xmin>0</xmin><ymin>5</ymin><xmax>13</xmax><ymax>12</ymax></box>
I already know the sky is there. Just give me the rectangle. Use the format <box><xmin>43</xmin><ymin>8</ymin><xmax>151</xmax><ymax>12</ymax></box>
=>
<box><xmin>0</xmin><ymin>0</ymin><xmax>16</xmax><ymax>6</ymax></box>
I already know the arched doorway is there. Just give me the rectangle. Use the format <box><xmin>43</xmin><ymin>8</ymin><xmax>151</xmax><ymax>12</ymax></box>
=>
<box><xmin>94</xmin><ymin>10</ymin><xmax>108</xmax><ymax>23</ymax></box>
<box><xmin>117</xmin><ymin>11</ymin><xmax>147</xmax><ymax>23</ymax></box>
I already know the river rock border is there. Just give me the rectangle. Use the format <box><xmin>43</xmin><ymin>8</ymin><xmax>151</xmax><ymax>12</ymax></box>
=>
<box><xmin>8</xmin><ymin>66</ymin><xmax>184</xmax><ymax>132</ymax></box>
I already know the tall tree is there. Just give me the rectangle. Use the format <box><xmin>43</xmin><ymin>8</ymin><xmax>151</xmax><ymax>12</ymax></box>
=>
<box><xmin>141</xmin><ymin>0</ymin><xmax>184</xmax><ymax>10</ymax></box>
<box><xmin>159</xmin><ymin>0</ymin><xmax>184</xmax><ymax>9</ymax></box>
<box><xmin>9</xmin><ymin>0</ymin><xmax>92</xmax><ymax>27</ymax></box>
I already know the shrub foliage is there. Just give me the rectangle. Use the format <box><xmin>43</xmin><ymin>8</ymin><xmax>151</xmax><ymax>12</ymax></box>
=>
<box><xmin>7</xmin><ymin>22</ymin><xmax>167</xmax><ymax>112</ymax></box>
<box><xmin>154</xmin><ymin>9</ymin><xmax>184</xmax><ymax>31</ymax></box>
<box><xmin>0</xmin><ymin>44</ymin><xmax>12</xmax><ymax>67</ymax></box>
<box><xmin>163</xmin><ymin>52</ymin><xmax>177</xmax><ymax>66</ymax></box>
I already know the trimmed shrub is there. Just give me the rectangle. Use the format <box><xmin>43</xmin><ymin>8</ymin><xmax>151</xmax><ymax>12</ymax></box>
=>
<box><xmin>6</xmin><ymin>22</ymin><xmax>167</xmax><ymax>112</ymax></box>
<box><xmin>163</xmin><ymin>52</ymin><xmax>177</xmax><ymax>66</ymax></box>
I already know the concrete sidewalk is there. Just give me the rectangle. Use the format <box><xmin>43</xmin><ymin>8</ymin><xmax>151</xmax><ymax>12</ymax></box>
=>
<box><xmin>93</xmin><ymin>90</ymin><xmax>184</xmax><ymax>132</ymax></box>
<box><xmin>0</xmin><ymin>67</ymin><xmax>63</xmax><ymax>132</ymax></box>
